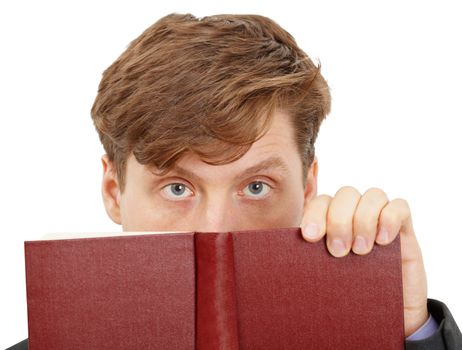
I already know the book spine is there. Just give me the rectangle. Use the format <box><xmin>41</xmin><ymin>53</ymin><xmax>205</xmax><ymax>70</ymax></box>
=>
<box><xmin>195</xmin><ymin>232</ymin><xmax>239</xmax><ymax>350</ymax></box>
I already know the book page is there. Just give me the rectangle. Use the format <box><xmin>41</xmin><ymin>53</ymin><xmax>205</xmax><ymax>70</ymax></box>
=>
<box><xmin>35</xmin><ymin>231</ymin><xmax>190</xmax><ymax>241</ymax></box>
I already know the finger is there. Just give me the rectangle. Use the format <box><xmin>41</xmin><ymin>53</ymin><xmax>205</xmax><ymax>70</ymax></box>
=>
<box><xmin>326</xmin><ymin>186</ymin><xmax>362</xmax><ymax>257</ymax></box>
<box><xmin>352</xmin><ymin>187</ymin><xmax>389</xmax><ymax>255</ymax></box>
<box><xmin>376</xmin><ymin>198</ymin><xmax>415</xmax><ymax>248</ymax></box>
<box><xmin>301</xmin><ymin>194</ymin><xmax>332</xmax><ymax>242</ymax></box>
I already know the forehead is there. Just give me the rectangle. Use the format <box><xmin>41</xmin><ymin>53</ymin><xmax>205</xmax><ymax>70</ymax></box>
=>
<box><xmin>131</xmin><ymin>109</ymin><xmax>301</xmax><ymax>181</ymax></box>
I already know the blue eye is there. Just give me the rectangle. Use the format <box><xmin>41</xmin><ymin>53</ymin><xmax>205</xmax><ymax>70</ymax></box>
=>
<box><xmin>242</xmin><ymin>181</ymin><xmax>271</xmax><ymax>198</ymax></box>
<box><xmin>161</xmin><ymin>183</ymin><xmax>193</xmax><ymax>200</ymax></box>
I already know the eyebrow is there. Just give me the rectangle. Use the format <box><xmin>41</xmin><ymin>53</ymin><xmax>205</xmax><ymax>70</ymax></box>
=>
<box><xmin>150</xmin><ymin>156</ymin><xmax>289</xmax><ymax>182</ymax></box>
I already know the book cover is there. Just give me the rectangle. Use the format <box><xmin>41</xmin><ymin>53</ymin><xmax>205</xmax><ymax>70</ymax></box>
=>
<box><xmin>25</xmin><ymin>227</ymin><xmax>404</xmax><ymax>349</ymax></box>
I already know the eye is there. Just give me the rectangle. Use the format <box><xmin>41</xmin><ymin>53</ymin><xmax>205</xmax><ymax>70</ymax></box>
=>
<box><xmin>161</xmin><ymin>183</ymin><xmax>193</xmax><ymax>200</ymax></box>
<box><xmin>242</xmin><ymin>181</ymin><xmax>271</xmax><ymax>199</ymax></box>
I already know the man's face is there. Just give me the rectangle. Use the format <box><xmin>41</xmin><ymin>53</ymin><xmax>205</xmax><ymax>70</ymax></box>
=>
<box><xmin>101</xmin><ymin>109</ymin><xmax>318</xmax><ymax>232</ymax></box>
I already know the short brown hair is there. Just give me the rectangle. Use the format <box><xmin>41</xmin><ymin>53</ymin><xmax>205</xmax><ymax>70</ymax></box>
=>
<box><xmin>91</xmin><ymin>13</ymin><xmax>331</xmax><ymax>194</ymax></box>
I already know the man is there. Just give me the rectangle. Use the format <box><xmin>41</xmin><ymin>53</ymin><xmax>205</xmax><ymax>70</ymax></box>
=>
<box><xmin>7</xmin><ymin>12</ymin><xmax>461</xmax><ymax>349</ymax></box>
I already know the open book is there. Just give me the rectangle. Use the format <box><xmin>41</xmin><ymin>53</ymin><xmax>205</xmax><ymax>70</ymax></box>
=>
<box><xmin>24</xmin><ymin>227</ymin><xmax>405</xmax><ymax>349</ymax></box>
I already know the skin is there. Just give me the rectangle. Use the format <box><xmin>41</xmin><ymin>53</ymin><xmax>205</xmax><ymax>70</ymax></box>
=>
<box><xmin>101</xmin><ymin>109</ymin><xmax>428</xmax><ymax>338</ymax></box>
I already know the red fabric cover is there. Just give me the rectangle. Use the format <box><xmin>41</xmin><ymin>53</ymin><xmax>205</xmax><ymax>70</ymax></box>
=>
<box><xmin>25</xmin><ymin>227</ymin><xmax>404</xmax><ymax>349</ymax></box>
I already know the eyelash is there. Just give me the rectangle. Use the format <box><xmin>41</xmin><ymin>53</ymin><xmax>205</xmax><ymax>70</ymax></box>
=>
<box><xmin>160</xmin><ymin>180</ymin><xmax>273</xmax><ymax>201</ymax></box>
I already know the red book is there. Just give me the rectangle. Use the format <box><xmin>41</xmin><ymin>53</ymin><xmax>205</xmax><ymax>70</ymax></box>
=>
<box><xmin>24</xmin><ymin>227</ymin><xmax>405</xmax><ymax>349</ymax></box>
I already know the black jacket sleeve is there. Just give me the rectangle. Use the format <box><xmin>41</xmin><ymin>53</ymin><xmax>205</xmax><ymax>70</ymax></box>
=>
<box><xmin>5</xmin><ymin>338</ymin><xmax>27</xmax><ymax>350</ymax></box>
<box><xmin>405</xmin><ymin>298</ymin><xmax>462</xmax><ymax>350</ymax></box>
<box><xmin>6</xmin><ymin>298</ymin><xmax>461</xmax><ymax>350</ymax></box>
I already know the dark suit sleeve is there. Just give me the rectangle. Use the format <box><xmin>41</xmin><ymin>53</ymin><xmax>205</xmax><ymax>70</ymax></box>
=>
<box><xmin>5</xmin><ymin>338</ymin><xmax>28</xmax><ymax>350</ymax></box>
<box><xmin>405</xmin><ymin>298</ymin><xmax>462</xmax><ymax>350</ymax></box>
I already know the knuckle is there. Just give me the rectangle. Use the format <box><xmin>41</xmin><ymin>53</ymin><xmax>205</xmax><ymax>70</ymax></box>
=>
<box><xmin>380</xmin><ymin>208</ymin><xmax>401</xmax><ymax>228</ymax></box>
<box><xmin>309</xmin><ymin>195</ymin><xmax>331</xmax><ymax>209</ymax></box>
<box><xmin>353</xmin><ymin>213</ymin><xmax>376</xmax><ymax>231</ymax></box>
<box><xmin>365</xmin><ymin>187</ymin><xmax>387</xmax><ymax>199</ymax></box>
<box><xmin>394</xmin><ymin>197</ymin><xmax>410</xmax><ymax>210</ymax></box>
<box><xmin>318</xmin><ymin>194</ymin><xmax>333</xmax><ymax>202</ymax></box>
<box><xmin>340</xmin><ymin>185</ymin><xmax>356</xmax><ymax>192</ymax></box>
<box><xmin>327</xmin><ymin>217</ymin><xmax>351</xmax><ymax>235</ymax></box>
<box><xmin>337</xmin><ymin>185</ymin><xmax>360</xmax><ymax>196</ymax></box>
<box><xmin>326</xmin><ymin>209</ymin><xmax>349</xmax><ymax>226</ymax></box>
<box><xmin>354</xmin><ymin>201</ymin><xmax>378</xmax><ymax>227</ymax></box>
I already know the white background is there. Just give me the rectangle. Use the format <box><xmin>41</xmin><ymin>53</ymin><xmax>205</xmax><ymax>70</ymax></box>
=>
<box><xmin>1</xmin><ymin>0</ymin><xmax>461</xmax><ymax>347</ymax></box>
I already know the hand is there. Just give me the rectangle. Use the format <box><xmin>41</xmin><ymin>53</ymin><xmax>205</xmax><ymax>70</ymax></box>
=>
<box><xmin>300</xmin><ymin>186</ymin><xmax>429</xmax><ymax>337</ymax></box>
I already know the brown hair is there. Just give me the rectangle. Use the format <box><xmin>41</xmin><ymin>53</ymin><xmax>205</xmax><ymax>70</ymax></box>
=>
<box><xmin>91</xmin><ymin>13</ymin><xmax>331</xmax><ymax>194</ymax></box>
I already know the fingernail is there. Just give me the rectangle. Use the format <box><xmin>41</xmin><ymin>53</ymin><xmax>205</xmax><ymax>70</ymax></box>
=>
<box><xmin>377</xmin><ymin>227</ymin><xmax>389</xmax><ymax>244</ymax></box>
<box><xmin>330</xmin><ymin>238</ymin><xmax>347</xmax><ymax>257</ymax></box>
<box><xmin>303</xmin><ymin>223</ymin><xmax>319</xmax><ymax>239</ymax></box>
<box><xmin>353</xmin><ymin>236</ymin><xmax>368</xmax><ymax>254</ymax></box>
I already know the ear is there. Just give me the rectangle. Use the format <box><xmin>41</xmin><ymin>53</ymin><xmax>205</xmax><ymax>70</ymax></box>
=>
<box><xmin>303</xmin><ymin>155</ymin><xmax>318</xmax><ymax>203</ymax></box>
<box><xmin>101</xmin><ymin>154</ymin><xmax>122</xmax><ymax>225</ymax></box>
